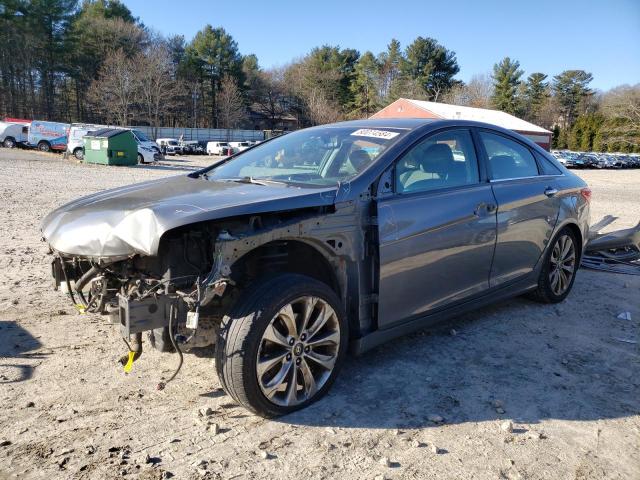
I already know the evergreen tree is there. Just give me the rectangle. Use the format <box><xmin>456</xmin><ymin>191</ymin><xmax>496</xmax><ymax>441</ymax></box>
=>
<box><xmin>552</xmin><ymin>70</ymin><xmax>593</xmax><ymax>128</ymax></box>
<box><xmin>524</xmin><ymin>72</ymin><xmax>549</xmax><ymax>122</ymax></box>
<box><xmin>491</xmin><ymin>57</ymin><xmax>523</xmax><ymax>114</ymax></box>
<box><xmin>402</xmin><ymin>37</ymin><xmax>459</xmax><ymax>101</ymax></box>
<box><xmin>349</xmin><ymin>51</ymin><xmax>381</xmax><ymax>118</ymax></box>
<box><xmin>185</xmin><ymin>25</ymin><xmax>243</xmax><ymax>128</ymax></box>
<box><xmin>378</xmin><ymin>38</ymin><xmax>403</xmax><ymax>101</ymax></box>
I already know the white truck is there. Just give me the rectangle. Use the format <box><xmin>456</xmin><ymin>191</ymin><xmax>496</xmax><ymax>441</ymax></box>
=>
<box><xmin>156</xmin><ymin>138</ymin><xmax>183</xmax><ymax>155</ymax></box>
<box><xmin>206</xmin><ymin>141</ymin><xmax>232</xmax><ymax>156</ymax></box>
<box><xmin>229</xmin><ymin>141</ymin><xmax>252</xmax><ymax>152</ymax></box>
<box><xmin>0</xmin><ymin>121</ymin><xmax>29</xmax><ymax>148</ymax></box>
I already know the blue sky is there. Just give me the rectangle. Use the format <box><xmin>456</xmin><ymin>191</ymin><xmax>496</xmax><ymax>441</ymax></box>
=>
<box><xmin>124</xmin><ymin>0</ymin><xmax>639</xmax><ymax>91</ymax></box>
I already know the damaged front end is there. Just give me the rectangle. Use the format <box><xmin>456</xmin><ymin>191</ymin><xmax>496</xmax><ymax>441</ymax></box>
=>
<box><xmin>49</xmin><ymin>222</ymin><xmax>231</xmax><ymax>358</ymax></box>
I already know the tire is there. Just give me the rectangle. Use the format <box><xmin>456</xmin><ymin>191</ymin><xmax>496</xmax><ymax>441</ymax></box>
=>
<box><xmin>37</xmin><ymin>141</ymin><xmax>50</xmax><ymax>153</ymax></box>
<box><xmin>215</xmin><ymin>273</ymin><xmax>348</xmax><ymax>417</ymax></box>
<box><xmin>3</xmin><ymin>137</ymin><xmax>15</xmax><ymax>148</ymax></box>
<box><xmin>73</xmin><ymin>148</ymin><xmax>84</xmax><ymax>160</ymax></box>
<box><xmin>137</xmin><ymin>153</ymin><xmax>145</xmax><ymax>164</ymax></box>
<box><xmin>528</xmin><ymin>226</ymin><xmax>579</xmax><ymax>304</ymax></box>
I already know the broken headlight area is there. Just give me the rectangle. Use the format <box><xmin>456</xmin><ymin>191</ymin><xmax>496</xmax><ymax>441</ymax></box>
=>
<box><xmin>49</xmin><ymin>227</ymin><xmax>226</xmax><ymax>354</ymax></box>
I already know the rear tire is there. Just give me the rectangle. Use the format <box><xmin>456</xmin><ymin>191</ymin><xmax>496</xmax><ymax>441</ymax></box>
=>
<box><xmin>528</xmin><ymin>226</ymin><xmax>579</xmax><ymax>303</ymax></box>
<box><xmin>3</xmin><ymin>137</ymin><xmax>16</xmax><ymax>148</ymax></box>
<box><xmin>37</xmin><ymin>141</ymin><xmax>50</xmax><ymax>153</ymax></box>
<box><xmin>73</xmin><ymin>148</ymin><xmax>84</xmax><ymax>160</ymax></box>
<box><xmin>215</xmin><ymin>273</ymin><xmax>348</xmax><ymax>417</ymax></box>
<box><xmin>137</xmin><ymin>153</ymin><xmax>145</xmax><ymax>164</ymax></box>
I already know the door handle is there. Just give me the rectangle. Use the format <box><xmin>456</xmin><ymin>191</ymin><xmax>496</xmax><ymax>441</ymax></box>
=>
<box><xmin>544</xmin><ymin>187</ymin><xmax>558</xmax><ymax>197</ymax></box>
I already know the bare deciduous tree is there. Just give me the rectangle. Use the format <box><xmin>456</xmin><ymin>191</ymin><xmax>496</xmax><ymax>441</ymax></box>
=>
<box><xmin>135</xmin><ymin>43</ymin><xmax>180</xmax><ymax>137</ymax></box>
<box><xmin>441</xmin><ymin>74</ymin><xmax>493</xmax><ymax>108</ymax></box>
<box><xmin>218</xmin><ymin>74</ymin><xmax>245</xmax><ymax>132</ymax></box>
<box><xmin>87</xmin><ymin>49</ymin><xmax>137</xmax><ymax>126</ymax></box>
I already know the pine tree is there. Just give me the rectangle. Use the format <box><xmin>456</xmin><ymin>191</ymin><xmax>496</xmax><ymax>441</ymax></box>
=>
<box><xmin>552</xmin><ymin>70</ymin><xmax>593</xmax><ymax>128</ymax></box>
<box><xmin>491</xmin><ymin>57</ymin><xmax>523</xmax><ymax>115</ymax></box>
<box><xmin>524</xmin><ymin>72</ymin><xmax>549</xmax><ymax>122</ymax></box>
<box><xmin>349</xmin><ymin>51</ymin><xmax>381</xmax><ymax>118</ymax></box>
<box><xmin>402</xmin><ymin>37</ymin><xmax>459</xmax><ymax>101</ymax></box>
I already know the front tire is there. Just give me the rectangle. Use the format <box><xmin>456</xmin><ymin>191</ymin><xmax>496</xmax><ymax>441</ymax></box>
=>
<box><xmin>137</xmin><ymin>153</ymin><xmax>145</xmax><ymax>164</ymax></box>
<box><xmin>529</xmin><ymin>227</ymin><xmax>579</xmax><ymax>303</ymax></box>
<box><xmin>3</xmin><ymin>137</ymin><xmax>15</xmax><ymax>148</ymax></box>
<box><xmin>73</xmin><ymin>148</ymin><xmax>84</xmax><ymax>160</ymax></box>
<box><xmin>215</xmin><ymin>274</ymin><xmax>347</xmax><ymax>417</ymax></box>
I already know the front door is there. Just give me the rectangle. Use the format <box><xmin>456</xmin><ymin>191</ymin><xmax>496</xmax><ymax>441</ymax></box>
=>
<box><xmin>377</xmin><ymin>128</ymin><xmax>497</xmax><ymax>329</ymax></box>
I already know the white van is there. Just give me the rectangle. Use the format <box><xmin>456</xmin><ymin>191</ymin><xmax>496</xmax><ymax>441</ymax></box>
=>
<box><xmin>156</xmin><ymin>138</ymin><xmax>183</xmax><ymax>155</ymax></box>
<box><xmin>67</xmin><ymin>124</ymin><xmax>105</xmax><ymax>159</ymax></box>
<box><xmin>131</xmin><ymin>129</ymin><xmax>163</xmax><ymax>164</ymax></box>
<box><xmin>229</xmin><ymin>141</ymin><xmax>251</xmax><ymax>152</ymax></box>
<box><xmin>207</xmin><ymin>141</ymin><xmax>231</xmax><ymax>156</ymax></box>
<box><xmin>0</xmin><ymin>122</ymin><xmax>29</xmax><ymax>148</ymax></box>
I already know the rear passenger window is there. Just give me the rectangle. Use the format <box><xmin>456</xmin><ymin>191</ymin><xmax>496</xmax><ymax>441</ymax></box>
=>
<box><xmin>535</xmin><ymin>151</ymin><xmax>563</xmax><ymax>175</ymax></box>
<box><xmin>479</xmin><ymin>131</ymin><xmax>539</xmax><ymax>180</ymax></box>
<box><xmin>396</xmin><ymin>129</ymin><xmax>479</xmax><ymax>194</ymax></box>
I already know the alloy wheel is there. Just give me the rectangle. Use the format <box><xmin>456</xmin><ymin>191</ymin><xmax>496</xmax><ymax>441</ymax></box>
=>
<box><xmin>256</xmin><ymin>296</ymin><xmax>340</xmax><ymax>407</ymax></box>
<box><xmin>549</xmin><ymin>234</ymin><xmax>576</xmax><ymax>296</ymax></box>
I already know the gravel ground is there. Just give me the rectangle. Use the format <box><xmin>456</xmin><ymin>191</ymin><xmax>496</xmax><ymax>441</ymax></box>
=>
<box><xmin>0</xmin><ymin>149</ymin><xmax>639</xmax><ymax>480</ymax></box>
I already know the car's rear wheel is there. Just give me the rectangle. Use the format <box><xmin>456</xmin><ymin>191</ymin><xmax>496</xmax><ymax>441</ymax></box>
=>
<box><xmin>215</xmin><ymin>273</ymin><xmax>347</xmax><ymax>417</ymax></box>
<box><xmin>73</xmin><ymin>147</ymin><xmax>84</xmax><ymax>160</ymax></box>
<box><xmin>37</xmin><ymin>141</ymin><xmax>51</xmax><ymax>152</ymax></box>
<box><xmin>529</xmin><ymin>227</ymin><xmax>579</xmax><ymax>303</ymax></box>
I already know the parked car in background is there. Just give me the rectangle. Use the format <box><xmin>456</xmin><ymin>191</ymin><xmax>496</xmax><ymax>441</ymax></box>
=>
<box><xmin>42</xmin><ymin>118</ymin><xmax>590</xmax><ymax>417</ymax></box>
<box><xmin>67</xmin><ymin>123</ymin><xmax>105</xmax><ymax>159</ymax></box>
<box><xmin>0</xmin><ymin>121</ymin><xmax>29</xmax><ymax>148</ymax></box>
<box><xmin>27</xmin><ymin>120</ymin><xmax>70</xmax><ymax>152</ymax></box>
<box><xmin>206</xmin><ymin>141</ymin><xmax>232</xmax><ymax>155</ymax></box>
<box><xmin>156</xmin><ymin>138</ymin><xmax>183</xmax><ymax>155</ymax></box>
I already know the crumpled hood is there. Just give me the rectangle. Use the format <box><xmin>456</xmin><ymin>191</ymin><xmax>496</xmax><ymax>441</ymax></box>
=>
<box><xmin>41</xmin><ymin>175</ymin><xmax>337</xmax><ymax>258</ymax></box>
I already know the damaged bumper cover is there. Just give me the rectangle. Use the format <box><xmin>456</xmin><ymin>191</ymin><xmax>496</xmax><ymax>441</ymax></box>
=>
<box><xmin>581</xmin><ymin>217</ymin><xmax>640</xmax><ymax>275</ymax></box>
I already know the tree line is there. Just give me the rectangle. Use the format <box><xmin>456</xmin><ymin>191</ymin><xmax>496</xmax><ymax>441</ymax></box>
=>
<box><xmin>0</xmin><ymin>0</ymin><xmax>638</xmax><ymax>151</ymax></box>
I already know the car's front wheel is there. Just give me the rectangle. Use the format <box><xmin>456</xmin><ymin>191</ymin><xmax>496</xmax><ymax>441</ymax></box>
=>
<box><xmin>529</xmin><ymin>226</ymin><xmax>579</xmax><ymax>303</ymax></box>
<box><xmin>215</xmin><ymin>273</ymin><xmax>347</xmax><ymax>417</ymax></box>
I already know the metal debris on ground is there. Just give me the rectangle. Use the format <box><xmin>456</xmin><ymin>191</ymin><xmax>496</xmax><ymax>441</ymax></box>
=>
<box><xmin>581</xmin><ymin>218</ymin><xmax>640</xmax><ymax>275</ymax></box>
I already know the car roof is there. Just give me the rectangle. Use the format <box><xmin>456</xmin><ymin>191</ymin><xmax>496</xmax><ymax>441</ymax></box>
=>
<box><xmin>320</xmin><ymin>117</ymin><xmax>537</xmax><ymax>135</ymax></box>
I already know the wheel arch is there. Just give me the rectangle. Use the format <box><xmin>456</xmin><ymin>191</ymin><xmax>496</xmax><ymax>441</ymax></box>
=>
<box><xmin>229</xmin><ymin>238</ymin><xmax>343</xmax><ymax>298</ymax></box>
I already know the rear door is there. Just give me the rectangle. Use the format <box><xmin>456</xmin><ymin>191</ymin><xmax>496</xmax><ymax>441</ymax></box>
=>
<box><xmin>476</xmin><ymin>130</ymin><xmax>563</xmax><ymax>287</ymax></box>
<box><xmin>377</xmin><ymin>128</ymin><xmax>498</xmax><ymax>328</ymax></box>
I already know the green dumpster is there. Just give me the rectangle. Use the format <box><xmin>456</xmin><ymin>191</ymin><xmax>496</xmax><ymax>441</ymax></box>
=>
<box><xmin>83</xmin><ymin>128</ymin><xmax>138</xmax><ymax>166</ymax></box>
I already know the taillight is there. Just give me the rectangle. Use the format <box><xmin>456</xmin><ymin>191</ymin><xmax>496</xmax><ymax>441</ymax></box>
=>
<box><xmin>580</xmin><ymin>187</ymin><xmax>592</xmax><ymax>203</ymax></box>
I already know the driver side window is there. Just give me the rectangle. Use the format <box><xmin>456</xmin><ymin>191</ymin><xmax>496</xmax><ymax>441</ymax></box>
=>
<box><xmin>396</xmin><ymin>129</ymin><xmax>480</xmax><ymax>194</ymax></box>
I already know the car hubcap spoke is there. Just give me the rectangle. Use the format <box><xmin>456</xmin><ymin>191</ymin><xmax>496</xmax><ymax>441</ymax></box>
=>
<box><xmin>256</xmin><ymin>296</ymin><xmax>340</xmax><ymax>407</ymax></box>
<box><xmin>278</xmin><ymin>304</ymin><xmax>298</xmax><ymax>338</ymax></box>
<box><xmin>549</xmin><ymin>234</ymin><xmax>575</xmax><ymax>296</ymax></box>
<box><xmin>262</xmin><ymin>360</ymin><xmax>292</xmax><ymax>398</ymax></box>
<box><xmin>305</xmin><ymin>350</ymin><xmax>337</xmax><ymax>370</ymax></box>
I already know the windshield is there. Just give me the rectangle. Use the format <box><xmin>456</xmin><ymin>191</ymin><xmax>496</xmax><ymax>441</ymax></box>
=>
<box><xmin>168</xmin><ymin>140</ymin><xmax>178</xmax><ymax>145</ymax></box>
<box><xmin>132</xmin><ymin>130</ymin><xmax>150</xmax><ymax>142</ymax></box>
<box><xmin>205</xmin><ymin>127</ymin><xmax>403</xmax><ymax>186</ymax></box>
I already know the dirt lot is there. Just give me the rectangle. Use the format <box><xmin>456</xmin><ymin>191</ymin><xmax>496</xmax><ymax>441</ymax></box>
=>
<box><xmin>0</xmin><ymin>149</ymin><xmax>638</xmax><ymax>480</ymax></box>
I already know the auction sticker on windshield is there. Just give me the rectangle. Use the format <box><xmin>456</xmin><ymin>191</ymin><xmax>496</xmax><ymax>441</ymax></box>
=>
<box><xmin>350</xmin><ymin>129</ymin><xmax>400</xmax><ymax>140</ymax></box>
